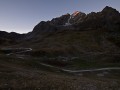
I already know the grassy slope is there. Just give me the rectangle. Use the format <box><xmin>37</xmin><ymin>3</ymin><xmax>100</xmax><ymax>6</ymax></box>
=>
<box><xmin>0</xmin><ymin>29</ymin><xmax>120</xmax><ymax>89</ymax></box>
<box><xmin>28</xmin><ymin>29</ymin><xmax>120</xmax><ymax>54</ymax></box>
<box><xmin>0</xmin><ymin>54</ymin><xmax>120</xmax><ymax>90</ymax></box>
<box><xmin>4</xmin><ymin>29</ymin><xmax>120</xmax><ymax>69</ymax></box>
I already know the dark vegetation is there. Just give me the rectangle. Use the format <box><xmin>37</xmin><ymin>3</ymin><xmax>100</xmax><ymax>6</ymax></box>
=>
<box><xmin>0</xmin><ymin>54</ymin><xmax>120</xmax><ymax>90</ymax></box>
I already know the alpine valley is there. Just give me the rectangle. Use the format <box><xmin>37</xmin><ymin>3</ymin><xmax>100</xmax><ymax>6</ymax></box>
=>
<box><xmin>0</xmin><ymin>6</ymin><xmax>120</xmax><ymax>90</ymax></box>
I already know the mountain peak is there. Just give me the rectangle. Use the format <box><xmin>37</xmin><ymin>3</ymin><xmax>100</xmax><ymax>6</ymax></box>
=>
<box><xmin>104</xmin><ymin>6</ymin><xmax>113</xmax><ymax>9</ymax></box>
<box><xmin>102</xmin><ymin>6</ymin><xmax>119</xmax><ymax>13</ymax></box>
<box><xmin>31</xmin><ymin>6</ymin><xmax>120</xmax><ymax>35</ymax></box>
<box><xmin>72</xmin><ymin>11</ymin><xmax>80</xmax><ymax>17</ymax></box>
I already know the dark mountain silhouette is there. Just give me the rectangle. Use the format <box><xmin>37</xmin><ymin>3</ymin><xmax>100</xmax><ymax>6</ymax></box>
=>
<box><xmin>75</xmin><ymin>6</ymin><xmax>120</xmax><ymax>31</ymax></box>
<box><xmin>0</xmin><ymin>6</ymin><xmax>120</xmax><ymax>52</ymax></box>
<box><xmin>30</xmin><ymin>6</ymin><xmax>119</xmax><ymax>36</ymax></box>
<box><xmin>0</xmin><ymin>31</ymin><xmax>25</xmax><ymax>45</ymax></box>
<box><xmin>0</xmin><ymin>31</ymin><xmax>25</xmax><ymax>40</ymax></box>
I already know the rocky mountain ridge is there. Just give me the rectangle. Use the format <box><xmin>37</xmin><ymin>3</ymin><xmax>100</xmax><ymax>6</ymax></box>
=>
<box><xmin>0</xmin><ymin>6</ymin><xmax>120</xmax><ymax>45</ymax></box>
<box><xmin>32</xmin><ymin>6</ymin><xmax>120</xmax><ymax>35</ymax></box>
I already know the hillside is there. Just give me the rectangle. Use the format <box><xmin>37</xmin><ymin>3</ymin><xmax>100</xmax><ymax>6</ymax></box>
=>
<box><xmin>11</xmin><ymin>6</ymin><xmax>119</xmax><ymax>57</ymax></box>
<box><xmin>0</xmin><ymin>6</ymin><xmax>120</xmax><ymax>66</ymax></box>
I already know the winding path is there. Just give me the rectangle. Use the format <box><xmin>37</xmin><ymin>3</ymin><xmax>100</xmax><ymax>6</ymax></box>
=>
<box><xmin>62</xmin><ymin>67</ymin><xmax>120</xmax><ymax>73</ymax></box>
<box><xmin>6</xmin><ymin>48</ymin><xmax>32</xmax><ymax>55</ymax></box>
<box><xmin>40</xmin><ymin>63</ymin><xmax>120</xmax><ymax>73</ymax></box>
<box><xmin>4</xmin><ymin>48</ymin><xmax>120</xmax><ymax>73</ymax></box>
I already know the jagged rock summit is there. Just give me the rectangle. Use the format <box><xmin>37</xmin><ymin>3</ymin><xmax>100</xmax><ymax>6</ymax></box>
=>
<box><xmin>31</xmin><ymin>6</ymin><xmax>119</xmax><ymax>35</ymax></box>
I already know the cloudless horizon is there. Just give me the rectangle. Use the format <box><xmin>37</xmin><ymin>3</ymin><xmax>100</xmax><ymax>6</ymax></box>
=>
<box><xmin>0</xmin><ymin>0</ymin><xmax>120</xmax><ymax>34</ymax></box>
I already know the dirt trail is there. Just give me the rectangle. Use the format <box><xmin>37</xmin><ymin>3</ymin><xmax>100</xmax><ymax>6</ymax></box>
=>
<box><xmin>40</xmin><ymin>63</ymin><xmax>120</xmax><ymax>73</ymax></box>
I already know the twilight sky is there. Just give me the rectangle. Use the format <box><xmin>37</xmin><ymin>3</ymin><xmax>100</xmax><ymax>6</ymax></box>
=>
<box><xmin>0</xmin><ymin>0</ymin><xmax>120</xmax><ymax>33</ymax></box>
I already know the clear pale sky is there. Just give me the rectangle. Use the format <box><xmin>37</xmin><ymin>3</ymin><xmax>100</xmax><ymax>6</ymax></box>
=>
<box><xmin>0</xmin><ymin>0</ymin><xmax>120</xmax><ymax>33</ymax></box>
